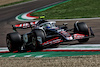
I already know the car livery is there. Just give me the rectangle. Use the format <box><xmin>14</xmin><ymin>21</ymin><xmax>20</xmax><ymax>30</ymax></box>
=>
<box><xmin>6</xmin><ymin>17</ymin><xmax>95</xmax><ymax>52</ymax></box>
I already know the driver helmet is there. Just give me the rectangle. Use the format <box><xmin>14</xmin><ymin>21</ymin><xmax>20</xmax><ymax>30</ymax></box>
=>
<box><xmin>45</xmin><ymin>24</ymin><xmax>51</xmax><ymax>29</ymax></box>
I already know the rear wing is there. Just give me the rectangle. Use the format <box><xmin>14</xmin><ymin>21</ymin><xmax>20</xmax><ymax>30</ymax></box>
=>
<box><xmin>13</xmin><ymin>22</ymin><xmax>36</xmax><ymax>28</ymax></box>
<box><xmin>12</xmin><ymin>22</ymin><xmax>38</xmax><ymax>31</ymax></box>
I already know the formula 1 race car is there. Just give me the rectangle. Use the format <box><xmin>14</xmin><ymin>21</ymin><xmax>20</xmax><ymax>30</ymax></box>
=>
<box><xmin>6</xmin><ymin>17</ymin><xmax>95</xmax><ymax>52</ymax></box>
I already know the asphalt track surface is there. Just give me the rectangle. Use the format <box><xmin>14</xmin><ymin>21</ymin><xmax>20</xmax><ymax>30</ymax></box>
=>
<box><xmin>0</xmin><ymin>0</ymin><xmax>100</xmax><ymax>47</ymax></box>
<box><xmin>0</xmin><ymin>0</ymin><xmax>65</xmax><ymax>22</ymax></box>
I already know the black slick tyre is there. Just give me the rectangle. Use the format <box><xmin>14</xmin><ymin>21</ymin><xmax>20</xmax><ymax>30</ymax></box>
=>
<box><xmin>74</xmin><ymin>22</ymin><xmax>89</xmax><ymax>43</ymax></box>
<box><xmin>6</xmin><ymin>32</ymin><xmax>22</xmax><ymax>52</ymax></box>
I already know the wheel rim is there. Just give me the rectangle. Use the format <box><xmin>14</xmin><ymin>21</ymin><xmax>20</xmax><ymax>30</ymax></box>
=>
<box><xmin>32</xmin><ymin>37</ymin><xmax>36</xmax><ymax>46</ymax></box>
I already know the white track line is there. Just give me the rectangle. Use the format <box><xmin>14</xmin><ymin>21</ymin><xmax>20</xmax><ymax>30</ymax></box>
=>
<box><xmin>24</xmin><ymin>55</ymin><xmax>32</xmax><ymax>57</ymax></box>
<box><xmin>0</xmin><ymin>44</ymin><xmax>100</xmax><ymax>52</ymax></box>
<box><xmin>21</xmin><ymin>13</ymin><xmax>37</xmax><ymax>19</ymax></box>
<box><xmin>9</xmin><ymin>55</ymin><xmax>16</xmax><ymax>57</ymax></box>
<box><xmin>48</xmin><ymin>18</ymin><xmax>100</xmax><ymax>21</ymax></box>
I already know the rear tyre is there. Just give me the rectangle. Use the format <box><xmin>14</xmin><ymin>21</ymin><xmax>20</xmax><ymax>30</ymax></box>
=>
<box><xmin>25</xmin><ymin>29</ymin><xmax>46</xmax><ymax>51</ymax></box>
<box><xmin>74</xmin><ymin>22</ymin><xmax>89</xmax><ymax>43</ymax></box>
<box><xmin>6</xmin><ymin>32</ymin><xmax>22</xmax><ymax>52</ymax></box>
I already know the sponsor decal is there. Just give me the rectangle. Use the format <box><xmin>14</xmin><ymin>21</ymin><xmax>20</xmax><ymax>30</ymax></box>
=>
<box><xmin>57</xmin><ymin>29</ymin><xmax>64</xmax><ymax>32</ymax></box>
<box><xmin>60</xmin><ymin>31</ymin><xmax>70</xmax><ymax>37</ymax></box>
<box><xmin>14</xmin><ymin>22</ymin><xmax>36</xmax><ymax>28</ymax></box>
<box><xmin>74</xmin><ymin>34</ymin><xmax>85</xmax><ymax>39</ymax></box>
<box><xmin>42</xmin><ymin>37</ymin><xmax>63</xmax><ymax>45</ymax></box>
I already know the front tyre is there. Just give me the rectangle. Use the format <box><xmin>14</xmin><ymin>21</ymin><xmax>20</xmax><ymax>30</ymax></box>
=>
<box><xmin>74</xmin><ymin>22</ymin><xmax>89</xmax><ymax>43</ymax></box>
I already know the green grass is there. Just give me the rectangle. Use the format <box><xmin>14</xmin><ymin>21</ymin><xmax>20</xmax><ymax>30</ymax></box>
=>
<box><xmin>0</xmin><ymin>0</ymin><xmax>33</xmax><ymax>7</ymax></box>
<box><xmin>31</xmin><ymin>0</ymin><xmax>100</xmax><ymax>19</ymax></box>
